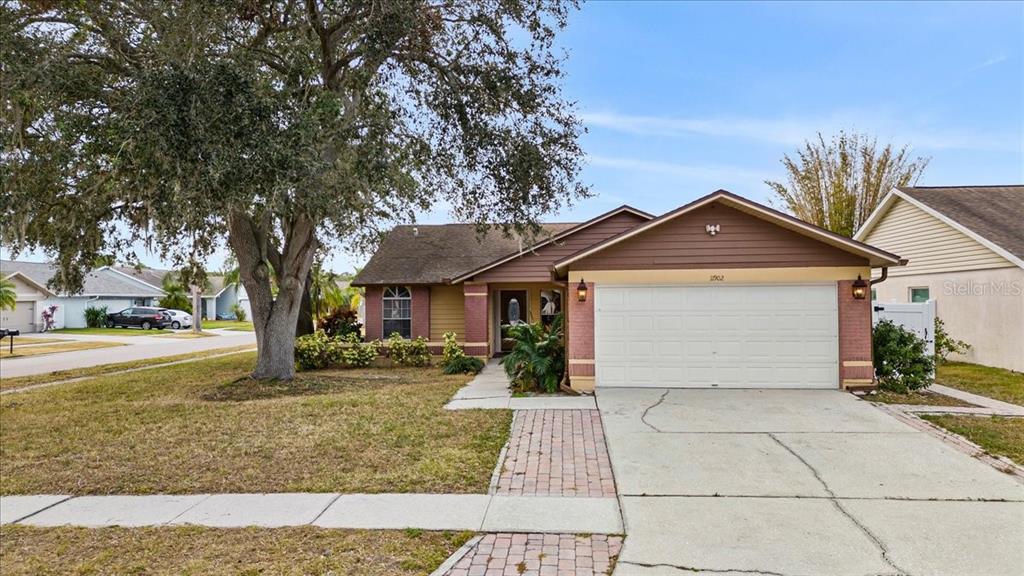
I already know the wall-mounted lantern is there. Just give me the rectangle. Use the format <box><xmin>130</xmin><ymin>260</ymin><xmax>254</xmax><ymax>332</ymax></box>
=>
<box><xmin>852</xmin><ymin>275</ymin><xmax>868</xmax><ymax>300</ymax></box>
<box><xmin>577</xmin><ymin>279</ymin><xmax>588</xmax><ymax>303</ymax></box>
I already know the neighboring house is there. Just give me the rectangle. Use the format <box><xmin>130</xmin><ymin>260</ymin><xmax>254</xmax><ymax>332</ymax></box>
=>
<box><xmin>354</xmin><ymin>189</ymin><xmax>901</xmax><ymax>391</ymax></box>
<box><xmin>1</xmin><ymin>260</ymin><xmax>164</xmax><ymax>331</ymax></box>
<box><xmin>855</xmin><ymin>185</ymin><xmax>1024</xmax><ymax>372</ymax></box>
<box><xmin>115</xmin><ymin>267</ymin><xmax>247</xmax><ymax>321</ymax></box>
<box><xmin>0</xmin><ymin>260</ymin><xmax>251</xmax><ymax>331</ymax></box>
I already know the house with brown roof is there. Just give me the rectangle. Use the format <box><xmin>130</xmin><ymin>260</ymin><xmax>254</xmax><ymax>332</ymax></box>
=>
<box><xmin>855</xmin><ymin>185</ymin><xmax>1024</xmax><ymax>372</ymax></box>
<box><xmin>354</xmin><ymin>190</ymin><xmax>902</xmax><ymax>391</ymax></box>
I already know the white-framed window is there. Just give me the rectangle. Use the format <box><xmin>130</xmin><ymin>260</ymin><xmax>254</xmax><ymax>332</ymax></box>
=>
<box><xmin>909</xmin><ymin>286</ymin><xmax>930</xmax><ymax>303</ymax></box>
<box><xmin>383</xmin><ymin>286</ymin><xmax>412</xmax><ymax>339</ymax></box>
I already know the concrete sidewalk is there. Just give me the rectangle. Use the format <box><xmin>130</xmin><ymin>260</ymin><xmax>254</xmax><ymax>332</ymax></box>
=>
<box><xmin>0</xmin><ymin>492</ymin><xmax>622</xmax><ymax>534</ymax></box>
<box><xmin>445</xmin><ymin>360</ymin><xmax>597</xmax><ymax>410</ymax></box>
<box><xmin>0</xmin><ymin>330</ymin><xmax>256</xmax><ymax>378</ymax></box>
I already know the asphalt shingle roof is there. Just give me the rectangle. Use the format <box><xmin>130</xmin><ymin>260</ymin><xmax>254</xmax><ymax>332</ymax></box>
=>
<box><xmin>1</xmin><ymin>260</ymin><xmax>165</xmax><ymax>297</ymax></box>
<box><xmin>352</xmin><ymin>224</ymin><xmax>578</xmax><ymax>285</ymax></box>
<box><xmin>898</xmin><ymin>185</ymin><xmax>1024</xmax><ymax>262</ymax></box>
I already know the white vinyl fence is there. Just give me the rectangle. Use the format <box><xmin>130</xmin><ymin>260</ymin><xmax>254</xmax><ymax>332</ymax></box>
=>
<box><xmin>872</xmin><ymin>300</ymin><xmax>936</xmax><ymax>357</ymax></box>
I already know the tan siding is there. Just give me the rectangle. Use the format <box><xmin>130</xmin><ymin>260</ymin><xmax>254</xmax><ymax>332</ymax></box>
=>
<box><xmin>473</xmin><ymin>212</ymin><xmax>648</xmax><ymax>282</ymax></box>
<box><xmin>7</xmin><ymin>275</ymin><xmax>47</xmax><ymax>300</ymax></box>
<box><xmin>863</xmin><ymin>198</ymin><xmax>1013</xmax><ymax>277</ymax></box>
<box><xmin>574</xmin><ymin>204</ymin><xmax>867</xmax><ymax>270</ymax></box>
<box><xmin>429</xmin><ymin>285</ymin><xmax>465</xmax><ymax>341</ymax></box>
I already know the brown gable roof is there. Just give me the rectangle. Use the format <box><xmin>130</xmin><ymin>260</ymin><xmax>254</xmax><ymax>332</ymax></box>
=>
<box><xmin>352</xmin><ymin>223</ymin><xmax>577</xmax><ymax>286</ymax></box>
<box><xmin>897</xmin><ymin>185</ymin><xmax>1024</xmax><ymax>263</ymax></box>
<box><xmin>554</xmin><ymin>190</ymin><xmax>902</xmax><ymax>271</ymax></box>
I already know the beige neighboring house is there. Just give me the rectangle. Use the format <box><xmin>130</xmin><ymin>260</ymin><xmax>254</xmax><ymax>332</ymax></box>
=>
<box><xmin>1</xmin><ymin>270</ymin><xmax>56</xmax><ymax>333</ymax></box>
<box><xmin>855</xmin><ymin>185</ymin><xmax>1024</xmax><ymax>372</ymax></box>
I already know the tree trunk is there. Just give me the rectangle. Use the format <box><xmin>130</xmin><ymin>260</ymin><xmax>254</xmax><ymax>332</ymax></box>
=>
<box><xmin>192</xmin><ymin>286</ymin><xmax>202</xmax><ymax>333</ymax></box>
<box><xmin>295</xmin><ymin>274</ymin><xmax>314</xmax><ymax>337</ymax></box>
<box><xmin>227</xmin><ymin>211</ymin><xmax>319</xmax><ymax>381</ymax></box>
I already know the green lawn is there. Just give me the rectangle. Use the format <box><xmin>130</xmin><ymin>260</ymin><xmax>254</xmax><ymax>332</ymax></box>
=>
<box><xmin>201</xmin><ymin>320</ymin><xmax>255</xmax><ymax>331</ymax></box>
<box><xmin>1</xmin><ymin>353</ymin><xmax>510</xmax><ymax>495</ymax></box>
<box><xmin>921</xmin><ymin>415</ymin><xmax>1024</xmax><ymax>466</ymax></box>
<box><xmin>0</xmin><ymin>526</ymin><xmax>471</xmax><ymax>576</ymax></box>
<box><xmin>936</xmin><ymin>362</ymin><xmax>1024</xmax><ymax>406</ymax></box>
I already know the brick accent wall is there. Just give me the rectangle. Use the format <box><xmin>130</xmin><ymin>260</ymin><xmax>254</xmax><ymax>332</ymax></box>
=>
<box><xmin>567</xmin><ymin>283</ymin><xmax>595</xmax><ymax>388</ymax></box>
<box><xmin>463</xmin><ymin>283</ymin><xmax>489</xmax><ymax>357</ymax></box>
<box><xmin>411</xmin><ymin>286</ymin><xmax>430</xmax><ymax>339</ymax></box>
<box><xmin>838</xmin><ymin>280</ymin><xmax>874</xmax><ymax>388</ymax></box>
<box><xmin>364</xmin><ymin>286</ymin><xmax>382</xmax><ymax>341</ymax></box>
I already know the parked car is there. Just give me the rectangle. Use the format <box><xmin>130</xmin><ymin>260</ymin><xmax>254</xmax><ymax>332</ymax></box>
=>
<box><xmin>216</xmin><ymin>312</ymin><xmax>237</xmax><ymax>321</ymax></box>
<box><xmin>160</xmin><ymin>309</ymin><xmax>193</xmax><ymax>329</ymax></box>
<box><xmin>105</xmin><ymin>307</ymin><xmax>169</xmax><ymax>330</ymax></box>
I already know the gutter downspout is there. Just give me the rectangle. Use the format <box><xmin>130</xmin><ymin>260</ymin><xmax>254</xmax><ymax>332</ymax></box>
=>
<box><xmin>869</xmin><ymin>259</ymin><xmax>907</xmax><ymax>288</ymax></box>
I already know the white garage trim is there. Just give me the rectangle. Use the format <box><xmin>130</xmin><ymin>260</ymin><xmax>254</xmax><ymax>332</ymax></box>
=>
<box><xmin>594</xmin><ymin>283</ymin><xmax>839</xmax><ymax>389</ymax></box>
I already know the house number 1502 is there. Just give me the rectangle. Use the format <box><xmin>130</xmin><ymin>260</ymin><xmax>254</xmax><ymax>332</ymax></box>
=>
<box><xmin>710</xmin><ymin>274</ymin><xmax>725</xmax><ymax>282</ymax></box>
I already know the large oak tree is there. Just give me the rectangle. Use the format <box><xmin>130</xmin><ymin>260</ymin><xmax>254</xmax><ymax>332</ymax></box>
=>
<box><xmin>1</xmin><ymin>1</ymin><xmax>588</xmax><ymax>379</ymax></box>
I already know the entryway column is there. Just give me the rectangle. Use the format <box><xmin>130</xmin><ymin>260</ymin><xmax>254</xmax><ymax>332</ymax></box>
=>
<box><xmin>838</xmin><ymin>279</ymin><xmax>874</xmax><ymax>389</ymax></box>
<box><xmin>463</xmin><ymin>283</ymin><xmax>489</xmax><ymax>358</ymax></box>
<box><xmin>568</xmin><ymin>281</ymin><xmax>595</xmax><ymax>391</ymax></box>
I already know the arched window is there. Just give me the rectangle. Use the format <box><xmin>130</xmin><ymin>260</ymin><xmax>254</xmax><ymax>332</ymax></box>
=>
<box><xmin>382</xmin><ymin>286</ymin><xmax>412</xmax><ymax>339</ymax></box>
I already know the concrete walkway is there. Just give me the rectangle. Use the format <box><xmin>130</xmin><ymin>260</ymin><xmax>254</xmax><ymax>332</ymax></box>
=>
<box><xmin>0</xmin><ymin>330</ymin><xmax>256</xmax><ymax>378</ymax></box>
<box><xmin>599</xmin><ymin>388</ymin><xmax>1024</xmax><ymax>576</ymax></box>
<box><xmin>445</xmin><ymin>360</ymin><xmax>597</xmax><ymax>410</ymax></box>
<box><xmin>0</xmin><ymin>492</ymin><xmax>622</xmax><ymax>534</ymax></box>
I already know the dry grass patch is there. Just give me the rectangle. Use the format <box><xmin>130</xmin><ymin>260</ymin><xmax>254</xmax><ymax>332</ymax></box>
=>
<box><xmin>867</xmin><ymin>390</ymin><xmax>976</xmax><ymax>407</ymax></box>
<box><xmin>0</xmin><ymin>345</ymin><xmax>256</xmax><ymax>391</ymax></box>
<box><xmin>0</xmin><ymin>525</ymin><xmax>471</xmax><ymax>576</ymax></box>
<box><xmin>51</xmin><ymin>327</ymin><xmax>156</xmax><ymax>336</ymax></box>
<box><xmin>6</xmin><ymin>337</ymin><xmax>65</xmax><ymax>345</ymax></box>
<box><xmin>1</xmin><ymin>353</ymin><xmax>511</xmax><ymax>495</ymax></box>
<box><xmin>202</xmin><ymin>320</ymin><xmax>255</xmax><ymax>331</ymax></box>
<box><xmin>936</xmin><ymin>362</ymin><xmax>1024</xmax><ymax>406</ymax></box>
<box><xmin>921</xmin><ymin>415</ymin><xmax>1024</xmax><ymax>466</ymax></box>
<box><xmin>0</xmin><ymin>340</ymin><xmax>124</xmax><ymax>359</ymax></box>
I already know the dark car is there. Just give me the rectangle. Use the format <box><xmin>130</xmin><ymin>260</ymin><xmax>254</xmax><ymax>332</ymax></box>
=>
<box><xmin>106</xmin><ymin>307</ymin><xmax>169</xmax><ymax>330</ymax></box>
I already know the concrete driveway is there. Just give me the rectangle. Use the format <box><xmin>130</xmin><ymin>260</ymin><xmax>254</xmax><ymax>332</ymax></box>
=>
<box><xmin>598</xmin><ymin>388</ymin><xmax>1024</xmax><ymax>576</ymax></box>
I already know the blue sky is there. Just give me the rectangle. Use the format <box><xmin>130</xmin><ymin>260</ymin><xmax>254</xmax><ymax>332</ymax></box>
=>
<box><xmin>5</xmin><ymin>1</ymin><xmax>1022</xmax><ymax>274</ymax></box>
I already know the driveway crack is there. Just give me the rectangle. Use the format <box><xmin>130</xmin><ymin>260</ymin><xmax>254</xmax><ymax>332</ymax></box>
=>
<box><xmin>619</xmin><ymin>559</ymin><xmax>794</xmax><ymax>575</ymax></box>
<box><xmin>640</xmin><ymin>390</ymin><xmax>670</xmax><ymax>432</ymax></box>
<box><xmin>768</xmin><ymin>434</ymin><xmax>913</xmax><ymax>576</ymax></box>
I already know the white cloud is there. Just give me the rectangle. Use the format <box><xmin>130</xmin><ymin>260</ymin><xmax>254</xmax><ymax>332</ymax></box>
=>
<box><xmin>582</xmin><ymin>110</ymin><xmax>1020</xmax><ymax>153</ymax></box>
<box><xmin>971</xmin><ymin>54</ymin><xmax>1007</xmax><ymax>71</ymax></box>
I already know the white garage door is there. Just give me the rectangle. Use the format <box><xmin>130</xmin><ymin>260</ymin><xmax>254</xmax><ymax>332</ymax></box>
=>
<box><xmin>595</xmin><ymin>284</ymin><xmax>838</xmax><ymax>388</ymax></box>
<box><xmin>1</xmin><ymin>301</ymin><xmax>36</xmax><ymax>333</ymax></box>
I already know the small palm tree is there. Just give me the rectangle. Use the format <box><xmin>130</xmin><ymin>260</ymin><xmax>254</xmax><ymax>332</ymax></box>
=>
<box><xmin>0</xmin><ymin>278</ymin><xmax>16</xmax><ymax>311</ymax></box>
<box><xmin>500</xmin><ymin>314</ymin><xmax>565</xmax><ymax>393</ymax></box>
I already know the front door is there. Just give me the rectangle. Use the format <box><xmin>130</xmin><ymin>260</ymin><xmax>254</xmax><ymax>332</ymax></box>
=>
<box><xmin>499</xmin><ymin>290</ymin><xmax>528</xmax><ymax>353</ymax></box>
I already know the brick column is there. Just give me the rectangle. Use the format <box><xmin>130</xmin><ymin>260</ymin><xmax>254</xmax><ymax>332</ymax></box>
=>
<box><xmin>838</xmin><ymin>280</ymin><xmax>874</xmax><ymax>389</ymax></box>
<box><xmin>364</xmin><ymin>286</ymin><xmax>382</xmax><ymax>341</ymax></box>
<box><xmin>463</xmin><ymin>283</ymin><xmax>489</xmax><ymax>358</ymax></box>
<box><xmin>411</xmin><ymin>286</ymin><xmax>430</xmax><ymax>339</ymax></box>
<box><xmin>568</xmin><ymin>282</ymin><xmax>595</xmax><ymax>391</ymax></box>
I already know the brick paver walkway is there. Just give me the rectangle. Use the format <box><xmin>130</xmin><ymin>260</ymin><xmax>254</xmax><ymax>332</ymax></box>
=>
<box><xmin>443</xmin><ymin>533</ymin><xmax>623</xmax><ymax>576</ymax></box>
<box><xmin>496</xmin><ymin>409</ymin><xmax>616</xmax><ymax>497</ymax></box>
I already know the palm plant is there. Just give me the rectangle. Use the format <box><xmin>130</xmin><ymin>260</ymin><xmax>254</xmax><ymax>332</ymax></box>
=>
<box><xmin>0</xmin><ymin>278</ymin><xmax>16</xmax><ymax>311</ymax></box>
<box><xmin>500</xmin><ymin>314</ymin><xmax>565</xmax><ymax>393</ymax></box>
<box><xmin>159</xmin><ymin>272</ymin><xmax>192</xmax><ymax>312</ymax></box>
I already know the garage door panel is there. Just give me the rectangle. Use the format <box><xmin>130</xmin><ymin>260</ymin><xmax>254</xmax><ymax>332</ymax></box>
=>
<box><xmin>595</xmin><ymin>284</ymin><xmax>838</xmax><ymax>389</ymax></box>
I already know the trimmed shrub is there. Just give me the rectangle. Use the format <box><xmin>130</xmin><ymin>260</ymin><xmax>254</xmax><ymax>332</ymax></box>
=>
<box><xmin>84</xmin><ymin>305</ymin><xmax>108</xmax><ymax>328</ymax></box>
<box><xmin>934</xmin><ymin>316</ymin><xmax>970</xmax><ymax>363</ymax></box>
<box><xmin>340</xmin><ymin>333</ymin><xmax>378</xmax><ymax>368</ymax></box>
<box><xmin>295</xmin><ymin>331</ymin><xmax>332</xmax><ymax>371</ymax></box>
<box><xmin>231</xmin><ymin>303</ymin><xmax>247</xmax><ymax>322</ymax></box>
<box><xmin>440</xmin><ymin>331</ymin><xmax>483</xmax><ymax>374</ymax></box>
<box><xmin>320</xmin><ymin>307</ymin><xmax>361</xmax><ymax>339</ymax></box>
<box><xmin>387</xmin><ymin>333</ymin><xmax>431</xmax><ymax>367</ymax></box>
<box><xmin>873</xmin><ymin>319</ymin><xmax>935</xmax><ymax>393</ymax></box>
<box><xmin>443</xmin><ymin>355</ymin><xmax>484</xmax><ymax>375</ymax></box>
